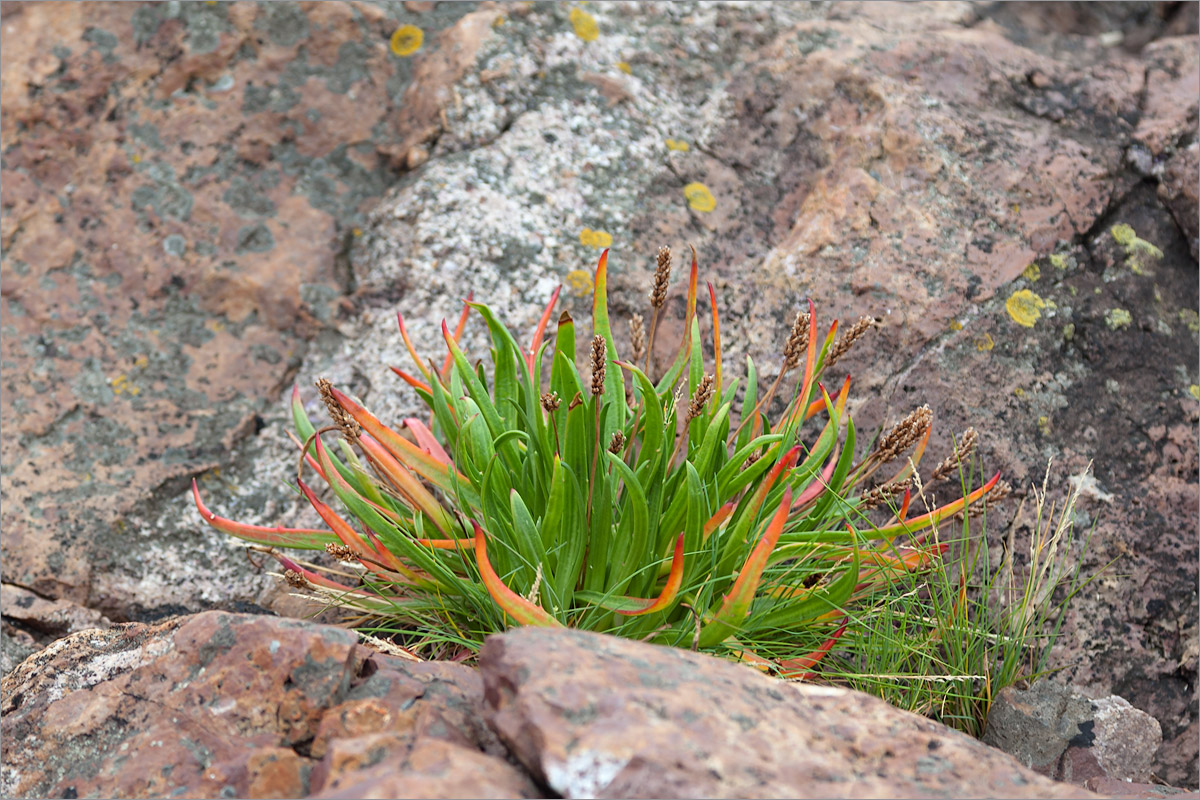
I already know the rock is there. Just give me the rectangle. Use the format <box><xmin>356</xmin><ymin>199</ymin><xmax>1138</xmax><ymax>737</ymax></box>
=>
<box><xmin>0</xmin><ymin>0</ymin><xmax>500</xmax><ymax>622</ymax></box>
<box><xmin>0</xmin><ymin>611</ymin><xmax>536</xmax><ymax>800</ymax></box>
<box><xmin>1</xmin><ymin>583</ymin><xmax>111</xmax><ymax>639</ymax></box>
<box><xmin>1159</xmin><ymin>141</ymin><xmax>1199</xmax><ymax>259</ymax></box>
<box><xmin>480</xmin><ymin>626</ymin><xmax>1086</xmax><ymax>799</ymax></box>
<box><xmin>984</xmin><ymin>682</ymin><xmax>1162</xmax><ymax>785</ymax></box>
<box><xmin>1084</xmin><ymin>776</ymin><xmax>1200</xmax><ymax>800</ymax></box>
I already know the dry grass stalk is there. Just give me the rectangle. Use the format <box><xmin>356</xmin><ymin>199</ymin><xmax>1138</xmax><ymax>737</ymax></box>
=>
<box><xmin>876</xmin><ymin>405</ymin><xmax>932</xmax><ymax>462</ymax></box>
<box><xmin>590</xmin><ymin>335</ymin><xmax>607</xmax><ymax>396</ymax></box>
<box><xmin>825</xmin><ymin>315</ymin><xmax>877</xmax><ymax>371</ymax></box>
<box><xmin>317</xmin><ymin>377</ymin><xmax>361</xmax><ymax>443</ymax></box>
<box><xmin>630</xmin><ymin>314</ymin><xmax>646</xmax><ymax>365</ymax></box>
<box><xmin>930</xmin><ymin>428</ymin><xmax>979</xmax><ymax>482</ymax></box>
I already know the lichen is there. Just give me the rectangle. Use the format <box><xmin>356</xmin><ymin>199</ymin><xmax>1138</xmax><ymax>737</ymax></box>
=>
<box><xmin>569</xmin><ymin>8</ymin><xmax>599</xmax><ymax>41</ymax></box>
<box><xmin>683</xmin><ymin>182</ymin><xmax>716</xmax><ymax>212</ymax></box>
<box><xmin>390</xmin><ymin>25</ymin><xmax>423</xmax><ymax>57</ymax></box>
<box><xmin>579</xmin><ymin>228</ymin><xmax>613</xmax><ymax>248</ymax></box>
<box><xmin>1005</xmin><ymin>289</ymin><xmax>1045</xmax><ymax>328</ymax></box>
<box><xmin>1105</xmin><ymin>308</ymin><xmax>1132</xmax><ymax>330</ymax></box>
<box><xmin>1110</xmin><ymin>223</ymin><xmax>1163</xmax><ymax>276</ymax></box>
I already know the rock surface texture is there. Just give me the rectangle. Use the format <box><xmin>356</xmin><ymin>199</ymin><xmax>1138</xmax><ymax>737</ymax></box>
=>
<box><xmin>2</xmin><ymin>0</ymin><xmax>1197</xmax><ymax>788</ymax></box>
<box><xmin>1</xmin><ymin>612</ymin><xmax>1098</xmax><ymax>799</ymax></box>
<box><xmin>984</xmin><ymin>681</ymin><xmax>1164</xmax><ymax>785</ymax></box>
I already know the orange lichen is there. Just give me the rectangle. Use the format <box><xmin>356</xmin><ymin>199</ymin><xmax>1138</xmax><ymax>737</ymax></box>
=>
<box><xmin>390</xmin><ymin>25</ymin><xmax>424</xmax><ymax>57</ymax></box>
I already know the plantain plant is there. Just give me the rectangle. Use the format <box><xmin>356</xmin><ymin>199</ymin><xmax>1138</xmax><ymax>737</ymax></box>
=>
<box><xmin>194</xmin><ymin>246</ymin><xmax>1006</xmax><ymax>685</ymax></box>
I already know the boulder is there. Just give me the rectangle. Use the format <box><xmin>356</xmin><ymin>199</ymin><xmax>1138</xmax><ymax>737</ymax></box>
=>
<box><xmin>1</xmin><ymin>611</ymin><xmax>1102</xmax><ymax>799</ymax></box>
<box><xmin>0</xmin><ymin>611</ymin><xmax>536</xmax><ymax>799</ymax></box>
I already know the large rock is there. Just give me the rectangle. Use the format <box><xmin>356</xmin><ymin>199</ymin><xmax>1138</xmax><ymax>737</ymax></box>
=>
<box><xmin>1</xmin><ymin>611</ymin><xmax>1103</xmax><ymax>799</ymax></box>
<box><xmin>480</xmin><ymin>626</ymin><xmax>1087</xmax><ymax>799</ymax></box>
<box><xmin>0</xmin><ymin>611</ymin><xmax>537</xmax><ymax>799</ymax></box>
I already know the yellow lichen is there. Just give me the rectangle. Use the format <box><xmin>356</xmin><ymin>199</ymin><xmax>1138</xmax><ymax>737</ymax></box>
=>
<box><xmin>616</xmin><ymin>61</ymin><xmax>632</xmax><ymax>74</ymax></box>
<box><xmin>570</xmin><ymin>8</ymin><xmax>599</xmax><ymax>41</ymax></box>
<box><xmin>1022</xmin><ymin>263</ymin><xmax>1040</xmax><ymax>281</ymax></box>
<box><xmin>352</xmin><ymin>227</ymin><xmax>363</xmax><ymax>237</ymax></box>
<box><xmin>492</xmin><ymin>15</ymin><xmax>506</xmax><ymax>28</ymax></box>
<box><xmin>1005</xmin><ymin>289</ymin><xmax>1046</xmax><ymax>328</ymax></box>
<box><xmin>578</xmin><ymin>228</ymin><xmax>613</xmax><ymax>248</ymax></box>
<box><xmin>1190</xmin><ymin>385</ymin><xmax>1199</xmax><ymax>401</ymax></box>
<box><xmin>949</xmin><ymin>319</ymin><xmax>963</xmax><ymax>332</ymax></box>
<box><xmin>683</xmin><ymin>182</ymin><xmax>716</xmax><ymax>212</ymax></box>
<box><xmin>665</xmin><ymin>139</ymin><xmax>690</xmax><ymax>152</ymax></box>
<box><xmin>1105</xmin><ymin>308</ymin><xmax>1132</xmax><ymax>330</ymax></box>
<box><xmin>1038</xmin><ymin>415</ymin><xmax>1050</xmax><ymax>435</ymax></box>
<box><xmin>975</xmin><ymin>332</ymin><xmax>994</xmax><ymax>352</ymax></box>
<box><xmin>390</xmin><ymin>25</ymin><xmax>424</xmax><ymax>57</ymax></box>
<box><xmin>112</xmin><ymin>374</ymin><xmax>141</xmax><ymax>397</ymax></box>
<box><xmin>1013</xmin><ymin>387</ymin><xmax>1025</xmax><ymax>398</ymax></box>
<box><xmin>1049</xmin><ymin>253</ymin><xmax>1068</xmax><ymax>270</ymax></box>
<box><xmin>1178</xmin><ymin>309</ymin><xmax>1199</xmax><ymax>332</ymax></box>
<box><xmin>565</xmin><ymin>269</ymin><xmax>594</xmax><ymax>297</ymax></box>
<box><xmin>1110</xmin><ymin>223</ymin><xmax>1163</xmax><ymax>275</ymax></box>
<box><xmin>133</xmin><ymin>355</ymin><xmax>149</xmax><ymax>368</ymax></box>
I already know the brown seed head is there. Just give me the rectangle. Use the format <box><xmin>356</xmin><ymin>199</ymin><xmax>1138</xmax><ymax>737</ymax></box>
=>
<box><xmin>651</xmin><ymin>246</ymin><xmax>672</xmax><ymax>308</ymax></box>
<box><xmin>541</xmin><ymin>391</ymin><xmax>561</xmax><ymax>413</ymax></box>
<box><xmin>783</xmin><ymin>310</ymin><xmax>811</xmax><ymax>371</ymax></box>
<box><xmin>825</xmin><ymin>316</ymin><xmax>878</xmax><ymax>371</ymax></box>
<box><xmin>930</xmin><ymin>427</ymin><xmax>979</xmax><ymax>482</ymax></box>
<box><xmin>742</xmin><ymin>450</ymin><xmax>763</xmax><ymax>470</ymax></box>
<box><xmin>961</xmin><ymin>479</ymin><xmax>1012</xmax><ymax>519</ymax></box>
<box><xmin>630</xmin><ymin>314</ymin><xmax>646</xmax><ymax>365</ymax></box>
<box><xmin>283</xmin><ymin>569</ymin><xmax>309</xmax><ymax>588</ymax></box>
<box><xmin>316</xmin><ymin>378</ymin><xmax>361</xmax><ymax>443</ymax></box>
<box><xmin>590</xmin><ymin>335</ymin><xmax>607</xmax><ymax>396</ymax></box>
<box><xmin>325</xmin><ymin>543</ymin><xmax>354</xmax><ymax>560</ymax></box>
<box><xmin>875</xmin><ymin>404</ymin><xmax>933</xmax><ymax>462</ymax></box>
<box><xmin>687</xmin><ymin>374</ymin><xmax>715</xmax><ymax>422</ymax></box>
<box><xmin>859</xmin><ymin>477</ymin><xmax>912</xmax><ymax>511</ymax></box>
<box><xmin>608</xmin><ymin>430</ymin><xmax>626</xmax><ymax>454</ymax></box>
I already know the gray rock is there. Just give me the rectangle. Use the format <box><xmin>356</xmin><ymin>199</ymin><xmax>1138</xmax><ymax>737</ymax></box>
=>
<box><xmin>985</xmin><ymin>681</ymin><xmax>1163</xmax><ymax>784</ymax></box>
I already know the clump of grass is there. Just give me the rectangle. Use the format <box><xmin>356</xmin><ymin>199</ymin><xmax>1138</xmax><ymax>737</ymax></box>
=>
<box><xmin>193</xmin><ymin>247</ymin><xmax>1085</xmax><ymax>736</ymax></box>
<box><xmin>816</xmin><ymin>455</ymin><xmax>1101</xmax><ymax>736</ymax></box>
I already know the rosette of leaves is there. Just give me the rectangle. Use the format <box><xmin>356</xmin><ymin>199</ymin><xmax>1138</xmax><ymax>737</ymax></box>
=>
<box><xmin>195</xmin><ymin>249</ymin><xmax>1000</xmax><ymax>676</ymax></box>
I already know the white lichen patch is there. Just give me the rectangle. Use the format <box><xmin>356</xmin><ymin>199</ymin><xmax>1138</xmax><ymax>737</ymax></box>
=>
<box><xmin>544</xmin><ymin>749</ymin><xmax>630</xmax><ymax>799</ymax></box>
